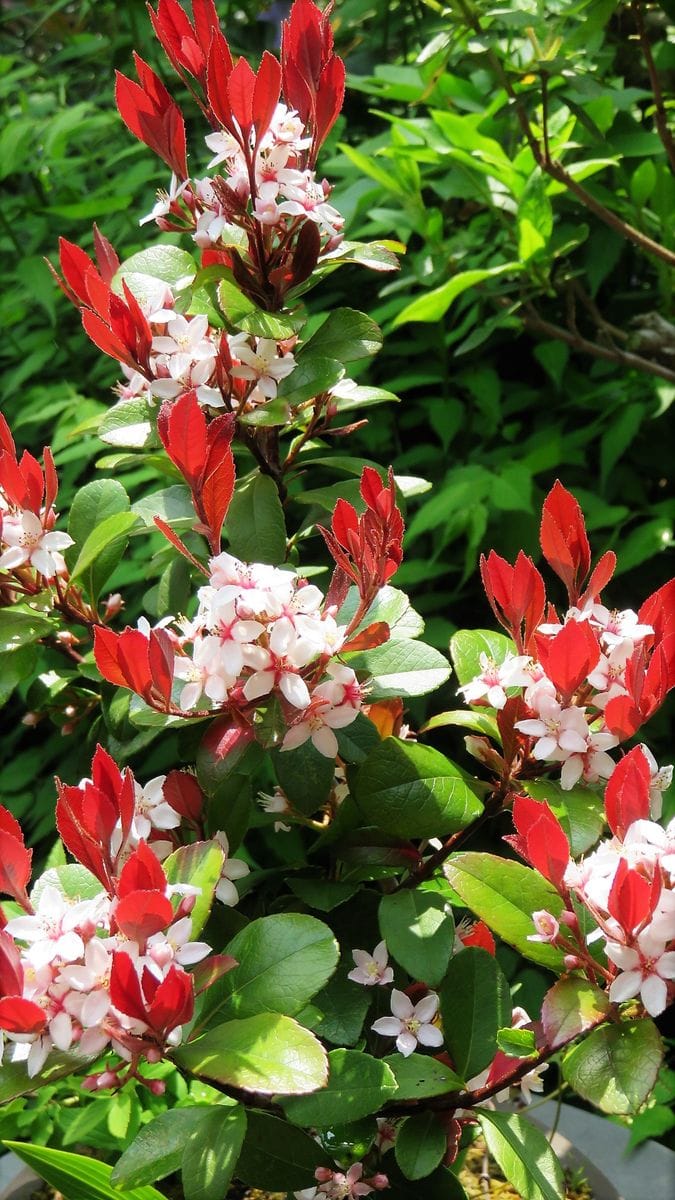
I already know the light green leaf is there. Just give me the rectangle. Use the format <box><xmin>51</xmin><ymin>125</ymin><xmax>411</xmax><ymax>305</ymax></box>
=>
<box><xmin>163</xmin><ymin>842</ymin><xmax>225</xmax><ymax>938</ymax></box>
<box><xmin>449</xmin><ymin>629</ymin><xmax>515</xmax><ymax>687</ymax></box>
<box><xmin>32</xmin><ymin>864</ymin><xmax>103</xmax><ymax>906</ymax></box>
<box><xmin>339</xmin><ymin>585</ymin><xmax>424</xmax><ymax>641</ymax></box>
<box><xmin>0</xmin><ymin>646</ymin><xmax>38</xmax><ymax>706</ymax></box>
<box><xmin>379</xmin><ymin>890</ymin><xmax>455</xmax><ymax>987</ymax></box>
<box><xmin>174</xmin><ymin>1013</ymin><xmax>328</xmax><ymax>1094</ymax></box>
<box><xmin>99</xmin><ymin>398</ymin><xmax>153</xmax><ymax>449</ymax></box>
<box><xmin>181</xmin><ymin>1104</ymin><xmax>246</xmax><ymax>1200</ymax></box>
<box><xmin>393</xmin><ymin>264</ymin><xmax>520</xmax><ymax>327</ymax></box>
<box><xmin>355</xmin><ymin>738</ymin><xmax>483</xmax><ymax>839</ymax></box>
<box><xmin>68</xmin><ymin>510</ymin><xmax>140</xmax><ymax>592</ymax></box>
<box><xmin>443</xmin><ymin>853</ymin><xmax>564</xmax><ymax>969</ymax></box>
<box><xmin>132</xmin><ymin>485</ymin><xmax>195</xmax><ymax>531</ymax></box>
<box><xmin>282</xmin><ymin>1049</ymin><xmax>397</xmax><ymax>1126</ymax></box>
<box><xmin>5</xmin><ymin>1142</ymin><xmax>165</xmax><ymax>1200</ymax></box>
<box><xmin>217</xmin><ymin>279</ymin><xmax>299</xmax><ymax>339</ymax></box>
<box><xmin>0</xmin><ymin>609</ymin><xmax>54</xmax><ymax>653</ymax></box>
<box><xmin>226</xmin><ymin>472</ymin><xmax>287</xmax><ymax>565</ymax></box>
<box><xmin>112</xmin><ymin>1108</ymin><xmax>215</xmax><ymax>1188</ymax></box>
<box><xmin>562</xmin><ymin>1019</ymin><xmax>663</xmax><ymax>1114</ymax></box>
<box><xmin>523</xmin><ymin>780</ymin><xmax>604</xmax><ymax>856</ymax></box>
<box><xmin>477</xmin><ymin>1110</ymin><xmax>565</xmax><ymax>1200</ymax></box>
<box><xmin>420</xmin><ymin>709</ymin><xmax>500</xmax><ymax>739</ymax></box>
<box><xmin>115</xmin><ymin>245</ymin><xmax>197</xmax><ymax>289</ymax></box>
<box><xmin>344</xmin><ymin>638</ymin><xmax>451</xmax><ymax>698</ymax></box>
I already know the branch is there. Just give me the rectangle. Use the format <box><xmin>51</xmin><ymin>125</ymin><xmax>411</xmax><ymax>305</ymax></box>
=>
<box><xmin>518</xmin><ymin>303</ymin><xmax>675</xmax><ymax>384</ymax></box>
<box><xmin>632</xmin><ymin>1</ymin><xmax>675</xmax><ymax>174</ymax></box>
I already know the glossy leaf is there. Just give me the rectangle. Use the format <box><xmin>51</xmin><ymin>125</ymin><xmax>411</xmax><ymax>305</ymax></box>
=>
<box><xmin>354</xmin><ymin>738</ymin><xmax>483</xmax><ymax>839</ymax></box>
<box><xmin>395</xmin><ymin>1111</ymin><xmax>447</xmax><ymax>1180</ymax></box>
<box><xmin>449</xmin><ymin>629</ymin><xmax>514</xmax><ymax>687</ymax></box>
<box><xmin>541</xmin><ymin>976</ymin><xmax>610</xmax><ymax>1049</ymax></box>
<box><xmin>385</xmin><ymin>1053</ymin><xmax>463</xmax><ymax>1099</ymax></box>
<box><xmin>112</xmin><ymin>1108</ymin><xmax>215</xmax><ymax>1188</ymax></box>
<box><xmin>379</xmin><ymin>889</ymin><xmax>455</xmax><ymax>987</ymax></box>
<box><xmin>477</xmin><ymin>1110</ymin><xmax>565</xmax><ymax>1200</ymax></box>
<box><xmin>302</xmin><ymin>307</ymin><xmax>383</xmax><ymax>362</ymax></box>
<box><xmin>5</xmin><ymin>1142</ymin><xmax>165</xmax><ymax>1200</ymax></box>
<box><xmin>163</xmin><ymin>841</ymin><xmax>225</xmax><ymax>938</ymax></box>
<box><xmin>440</xmin><ymin>947</ymin><xmax>512</xmax><ymax>1080</ymax></box>
<box><xmin>344</xmin><ymin>638</ymin><xmax>451</xmax><ymax>699</ymax></box>
<box><xmin>175</xmin><ymin>1012</ymin><xmax>328</xmax><ymax>1094</ymax></box>
<box><xmin>393</xmin><ymin>263</ymin><xmax>521</xmax><ymax>327</ymax></box>
<box><xmin>443</xmin><ymin>853</ymin><xmax>564</xmax><ymax>969</ymax></box>
<box><xmin>226</xmin><ymin>472</ymin><xmax>287</xmax><ymax>566</ymax></box>
<box><xmin>282</xmin><ymin>1048</ymin><xmax>398</xmax><ymax>1126</ymax></box>
<box><xmin>562</xmin><ymin>1018</ymin><xmax>663</xmax><ymax>1114</ymax></box>
<box><xmin>235</xmin><ymin>1110</ymin><xmax>332</xmax><ymax>1190</ymax></box>
<box><xmin>181</xmin><ymin>1103</ymin><xmax>246</xmax><ymax>1200</ymax></box>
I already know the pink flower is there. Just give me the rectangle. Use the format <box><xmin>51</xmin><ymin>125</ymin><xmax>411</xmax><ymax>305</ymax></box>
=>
<box><xmin>528</xmin><ymin>910</ymin><xmax>560</xmax><ymax>943</ymax></box>
<box><xmin>348</xmin><ymin>941</ymin><xmax>394</xmax><ymax>987</ymax></box>
<box><xmin>371</xmin><ymin>989</ymin><xmax>443</xmax><ymax>1057</ymax></box>
<box><xmin>0</xmin><ymin>510</ymin><xmax>73</xmax><ymax>578</ymax></box>
<box><xmin>606</xmin><ymin>928</ymin><xmax>675</xmax><ymax>1016</ymax></box>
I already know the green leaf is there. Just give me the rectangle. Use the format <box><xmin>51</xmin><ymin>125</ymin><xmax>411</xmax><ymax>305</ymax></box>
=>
<box><xmin>379</xmin><ymin>890</ymin><xmax>455</xmax><ymax>987</ymax></box>
<box><xmin>98</xmin><ymin>398</ymin><xmax>154</xmax><ymax>449</ymax></box>
<box><xmin>393</xmin><ymin>264</ymin><xmax>521</xmax><ymax>327</ymax></box>
<box><xmin>421</xmin><ymin>709</ymin><xmax>500</xmax><ymax>739</ymax></box>
<box><xmin>68</xmin><ymin>511</ymin><xmax>139</xmax><ymax>592</ymax></box>
<box><xmin>630</xmin><ymin>158</ymin><xmax>657</xmax><ymax>206</ymax></box>
<box><xmin>112</xmin><ymin>1108</ymin><xmax>213</xmax><ymax>1188</ymax></box>
<box><xmin>132</xmin><ymin>485</ymin><xmax>195</xmax><ymax>531</ymax></box>
<box><xmin>163</xmin><ymin>841</ymin><xmax>225</xmax><ymax>938</ymax></box>
<box><xmin>518</xmin><ymin>172</ymin><xmax>553</xmax><ymax>263</ymax></box>
<box><xmin>354</xmin><ymin>738</ymin><xmax>483</xmax><ymax>839</ymax></box>
<box><xmin>0</xmin><ymin>645</ymin><xmax>37</xmax><ymax>706</ymax></box>
<box><xmin>541</xmin><ymin>977</ymin><xmax>609</xmax><ymax>1049</ymax></box>
<box><xmin>181</xmin><ymin>1104</ymin><xmax>246</xmax><ymax>1200</ymax></box>
<box><xmin>67</xmin><ymin>480</ymin><xmax>132</xmax><ymax>600</ymax></box>
<box><xmin>288</xmin><ymin>878</ymin><xmax>359</xmax><ymax>912</ymax></box>
<box><xmin>522</xmin><ymin>780</ymin><xmax>604</xmax><ymax>856</ymax></box>
<box><xmin>226</xmin><ymin>472</ymin><xmax>287</xmax><ymax>565</ymax></box>
<box><xmin>0</xmin><ymin>1050</ymin><xmax>84</xmax><ymax>1105</ymax></box>
<box><xmin>217</xmin><ymin>279</ymin><xmax>299</xmax><ymax>339</ymax></box>
<box><xmin>5</xmin><ymin>1142</ymin><xmax>165</xmax><ymax>1200</ymax></box>
<box><xmin>562</xmin><ymin>1018</ymin><xmax>663</xmax><ymax>1114</ymax></box>
<box><xmin>276</xmin><ymin>353</ymin><xmax>344</xmax><ymax>405</ymax></box>
<box><xmin>336</xmin><ymin>713</ymin><xmax>381</xmax><ymax>764</ymax></box>
<box><xmin>339</xmin><ymin>586</ymin><xmax>424</xmax><ymax>641</ymax></box>
<box><xmin>195</xmin><ymin>913</ymin><xmax>339</xmax><ymax>1027</ymax></box>
<box><xmin>235</xmin><ymin>1110</ymin><xmax>332</xmax><ymax>1191</ymax></box>
<box><xmin>496</xmin><ymin>1026</ymin><xmax>537</xmax><ymax>1057</ymax></box>
<box><xmin>174</xmin><ymin>1013</ymin><xmax>328</xmax><ymax>1094</ymax></box>
<box><xmin>477</xmin><ymin>1110</ymin><xmax>565</xmax><ymax>1200</ymax></box>
<box><xmin>440</xmin><ymin>947</ymin><xmax>511</xmax><ymax>1080</ymax></box>
<box><xmin>272</xmin><ymin>738</ymin><xmax>338</xmax><ymax>816</ymax></box>
<box><xmin>282</xmin><ymin>1049</ymin><xmax>397</xmax><ymax>1126</ymax></box>
<box><xmin>395</xmin><ymin>1111</ymin><xmax>447</xmax><ymax>1180</ymax></box>
<box><xmin>303</xmin><ymin>308</ymin><xmax>383</xmax><ymax>361</ymax></box>
<box><xmin>115</xmin><ymin>245</ymin><xmax>197</xmax><ymax>289</ymax></box>
<box><xmin>344</xmin><ymin>638</ymin><xmax>451</xmax><ymax>698</ymax></box>
<box><xmin>311</xmin><ymin>965</ymin><xmax>372</xmax><ymax>1046</ymax></box>
<box><xmin>443</xmin><ymin>854</ymin><xmax>564</xmax><ymax>969</ymax></box>
<box><xmin>385</xmin><ymin>1053</ymin><xmax>463</xmax><ymax>1100</ymax></box>
<box><xmin>318</xmin><ymin>239</ymin><xmax>400</xmax><ymax>274</ymax></box>
<box><xmin>0</xmin><ymin>609</ymin><xmax>54</xmax><ymax>653</ymax></box>
<box><xmin>32</xmin><ymin>864</ymin><xmax>103</xmax><ymax>906</ymax></box>
<box><xmin>449</xmin><ymin>629</ymin><xmax>514</xmax><ymax>686</ymax></box>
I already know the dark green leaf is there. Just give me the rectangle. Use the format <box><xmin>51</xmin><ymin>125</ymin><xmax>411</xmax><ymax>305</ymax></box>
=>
<box><xmin>272</xmin><ymin>737</ymin><xmax>336</xmax><ymax>815</ymax></box>
<box><xmin>235</xmin><ymin>1110</ymin><xmax>332</xmax><ymax>1190</ymax></box>
<box><xmin>181</xmin><ymin>1104</ymin><xmax>246</xmax><ymax>1200</ymax></box>
<box><xmin>0</xmin><ymin>609</ymin><xmax>54</xmax><ymax>653</ymax></box>
<box><xmin>112</xmin><ymin>1108</ymin><xmax>212</xmax><ymax>1188</ymax></box>
<box><xmin>226</xmin><ymin>472</ymin><xmax>287</xmax><ymax>565</ymax></box>
<box><xmin>276</xmin><ymin>353</ymin><xmax>344</xmax><ymax>405</ymax></box>
<box><xmin>379</xmin><ymin>890</ymin><xmax>455</xmax><ymax>987</ymax></box>
<box><xmin>562</xmin><ymin>1019</ymin><xmax>663</xmax><ymax>1114</ymax></box>
<box><xmin>440</xmin><ymin>947</ymin><xmax>511</xmax><ymax>1080</ymax></box>
<box><xmin>282</xmin><ymin>1048</ymin><xmax>397</xmax><ymax>1126</ymax></box>
<box><xmin>385</xmin><ymin>1053</ymin><xmax>463</xmax><ymax>1099</ymax></box>
<box><xmin>303</xmin><ymin>308</ymin><xmax>383</xmax><ymax>361</ymax></box>
<box><xmin>395</xmin><ymin>1111</ymin><xmax>447</xmax><ymax>1180</ymax></box>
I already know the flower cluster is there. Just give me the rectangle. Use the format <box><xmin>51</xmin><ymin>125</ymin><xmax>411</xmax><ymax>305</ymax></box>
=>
<box><xmin>0</xmin><ymin>749</ymin><xmax>241</xmax><ymax>1081</ymax></box>
<box><xmin>0</xmin><ymin>414</ymin><xmax>72</xmax><ymax>581</ymax></box>
<box><xmin>460</xmin><ymin>482</ymin><xmax>675</xmax><ymax>790</ymax></box>
<box><xmin>510</xmin><ymin>754</ymin><xmax>675</xmax><ymax>1017</ymax></box>
<box><xmin>295</xmin><ymin>1163</ymin><xmax>389</xmax><ymax>1200</ymax></box>
<box><xmin>174</xmin><ymin>550</ymin><xmax>364</xmax><ymax>757</ymax></box>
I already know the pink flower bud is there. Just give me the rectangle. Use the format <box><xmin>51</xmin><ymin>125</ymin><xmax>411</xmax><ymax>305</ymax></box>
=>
<box><xmin>148</xmin><ymin>1078</ymin><xmax>166</xmax><ymax>1095</ymax></box>
<box><xmin>564</xmin><ymin>954</ymin><xmax>581</xmax><ymax>970</ymax></box>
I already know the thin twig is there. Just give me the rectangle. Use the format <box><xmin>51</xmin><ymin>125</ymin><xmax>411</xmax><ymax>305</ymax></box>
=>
<box><xmin>519</xmin><ymin>302</ymin><xmax>675</xmax><ymax>383</ymax></box>
<box><xmin>632</xmin><ymin>1</ymin><xmax>675</xmax><ymax>173</ymax></box>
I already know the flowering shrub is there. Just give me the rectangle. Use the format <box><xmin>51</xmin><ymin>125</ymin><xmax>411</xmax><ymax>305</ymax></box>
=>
<box><xmin>0</xmin><ymin>3</ymin><xmax>673</xmax><ymax>1198</ymax></box>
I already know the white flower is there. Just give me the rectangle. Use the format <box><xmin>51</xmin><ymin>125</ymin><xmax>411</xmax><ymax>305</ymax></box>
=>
<box><xmin>348</xmin><ymin>941</ymin><xmax>394</xmax><ymax>987</ymax></box>
<box><xmin>132</xmin><ymin>776</ymin><xmax>182</xmax><ymax>840</ymax></box>
<box><xmin>606</xmin><ymin>929</ymin><xmax>675</xmax><ymax>1016</ymax></box>
<box><xmin>0</xmin><ymin>510</ymin><xmax>73</xmax><ymax>579</ymax></box>
<box><xmin>213</xmin><ymin>831</ymin><xmax>250</xmax><ymax>906</ymax></box>
<box><xmin>258</xmin><ymin>790</ymin><xmax>291</xmax><ymax>832</ymax></box>
<box><xmin>458</xmin><ymin>652</ymin><xmax>532</xmax><ymax>709</ymax></box>
<box><xmin>371</xmin><ymin>989</ymin><xmax>443</xmax><ymax>1057</ymax></box>
<box><xmin>230</xmin><ymin>337</ymin><xmax>296</xmax><ymax>399</ymax></box>
<box><xmin>527</xmin><ymin>910</ymin><xmax>560</xmax><ymax>943</ymax></box>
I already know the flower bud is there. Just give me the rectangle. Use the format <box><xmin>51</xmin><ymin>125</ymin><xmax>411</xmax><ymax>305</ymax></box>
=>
<box><xmin>564</xmin><ymin>954</ymin><xmax>581</xmax><ymax>970</ymax></box>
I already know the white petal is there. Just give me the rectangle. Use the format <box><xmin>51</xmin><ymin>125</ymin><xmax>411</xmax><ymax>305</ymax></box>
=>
<box><xmin>640</xmin><ymin>974</ymin><xmax>667</xmax><ymax>1017</ymax></box>
<box><xmin>372</xmin><ymin>1017</ymin><xmax>403</xmax><ymax>1038</ymax></box>
<box><xmin>416</xmin><ymin>1023</ymin><xmax>444</xmax><ymax>1048</ymax></box>
<box><xmin>396</xmin><ymin>1030</ymin><xmax>418</xmax><ymax>1057</ymax></box>
<box><xmin>390</xmin><ymin>989</ymin><xmax>414</xmax><ymax>1020</ymax></box>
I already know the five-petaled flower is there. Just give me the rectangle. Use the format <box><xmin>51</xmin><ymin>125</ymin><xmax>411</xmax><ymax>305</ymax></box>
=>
<box><xmin>371</xmin><ymin>989</ymin><xmax>443</xmax><ymax>1057</ymax></box>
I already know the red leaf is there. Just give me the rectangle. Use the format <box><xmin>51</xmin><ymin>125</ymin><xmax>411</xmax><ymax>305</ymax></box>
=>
<box><xmin>227</xmin><ymin>56</ymin><xmax>256</xmax><ymax>133</ymax></box>
<box><xmin>148</xmin><ymin>628</ymin><xmax>176</xmax><ymax>710</ymax></box>
<box><xmin>511</xmin><ymin>795</ymin><xmax>570</xmax><ymax>889</ymax></box>
<box><xmin>0</xmin><ymin>414</ymin><xmax>15</xmax><ymax>458</ymax></box>
<box><xmin>157</xmin><ymin>392</ymin><xmax>207</xmax><ymax>487</ymax></box>
<box><xmin>535</xmin><ymin>619</ymin><xmax>600</xmax><ymax>699</ymax></box>
<box><xmin>639</xmin><ymin>579</ymin><xmax>675</xmax><ymax>648</ymax></box>
<box><xmin>0</xmin><ymin>830</ymin><xmax>32</xmax><ymax>906</ymax></box>
<box><xmin>57</xmin><ymin>238</ymin><xmax>99</xmax><ymax>305</ymax></box>
<box><xmin>207</xmin><ymin>36</ymin><xmax>236</xmax><ymax>134</ymax></box>
<box><xmin>163</xmin><ymin>771</ymin><xmax>204</xmax><ymax>823</ymax></box>
<box><xmin>313</xmin><ymin>54</ymin><xmax>345</xmax><ymax>153</ymax></box>
<box><xmin>252</xmin><ymin>52</ymin><xmax>282</xmax><ymax>144</ymax></box>
<box><xmin>457</xmin><ymin>920</ymin><xmax>496</xmax><ymax>956</ymax></box>
<box><xmin>0</xmin><ymin>996</ymin><xmax>47</xmax><ymax>1036</ymax></box>
<box><xmin>0</xmin><ymin>930</ymin><xmax>25</xmax><ymax>997</ymax></box>
<box><xmin>540</xmin><ymin>480</ymin><xmax>591</xmax><ymax>604</ymax></box>
<box><xmin>607</xmin><ymin>859</ymin><xmax>653</xmax><ymax>934</ymax></box>
<box><xmin>579</xmin><ymin>549</ymin><xmax>616</xmax><ymax>608</ymax></box>
<box><xmin>341</xmin><ymin>621</ymin><xmax>390</xmax><ymax>653</ymax></box>
<box><xmin>110</xmin><ymin>951</ymin><xmax>147</xmax><ymax>1022</ymax></box>
<box><xmin>115</xmin><ymin>890</ymin><xmax>174</xmax><ymax>945</ymax></box>
<box><xmin>118</xmin><ymin>841</ymin><xmax>168</xmax><ymax>898</ymax></box>
<box><xmin>92</xmin><ymin>224</ymin><xmax>120</xmax><ymax>285</ymax></box>
<box><xmin>93</xmin><ymin>626</ymin><xmax>127</xmax><ymax>688</ymax></box>
<box><xmin>191</xmin><ymin>953</ymin><xmax>238</xmax><ymax>994</ymax></box>
<box><xmin>604</xmin><ymin>693</ymin><xmax>643</xmax><ymax>741</ymax></box>
<box><xmin>81</xmin><ymin>308</ymin><xmax>134</xmax><ymax>369</ymax></box>
<box><xmin>604</xmin><ymin>746</ymin><xmax>651</xmax><ymax>840</ymax></box>
<box><xmin>331</xmin><ymin>497</ymin><xmax>359</xmax><ymax>546</ymax></box>
<box><xmin>147</xmin><ymin>963</ymin><xmax>194</xmax><ymax>1032</ymax></box>
<box><xmin>153</xmin><ymin>517</ymin><xmax>209</xmax><ymax>575</ymax></box>
<box><xmin>117</xmin><ymin>629</ymin><xmax>153</xmax><ymax>699</ymax></box>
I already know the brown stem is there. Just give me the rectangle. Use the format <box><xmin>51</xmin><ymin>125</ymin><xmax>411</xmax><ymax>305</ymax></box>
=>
<box><xmin>632</xmin><ymin>1</ymin><xmax>675</xmax><ymax>174</ymax></box>
<box><xmin>518</xmin><ymin>302</ymin><xmax>675</xmax><ymax>383</ymax></box>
